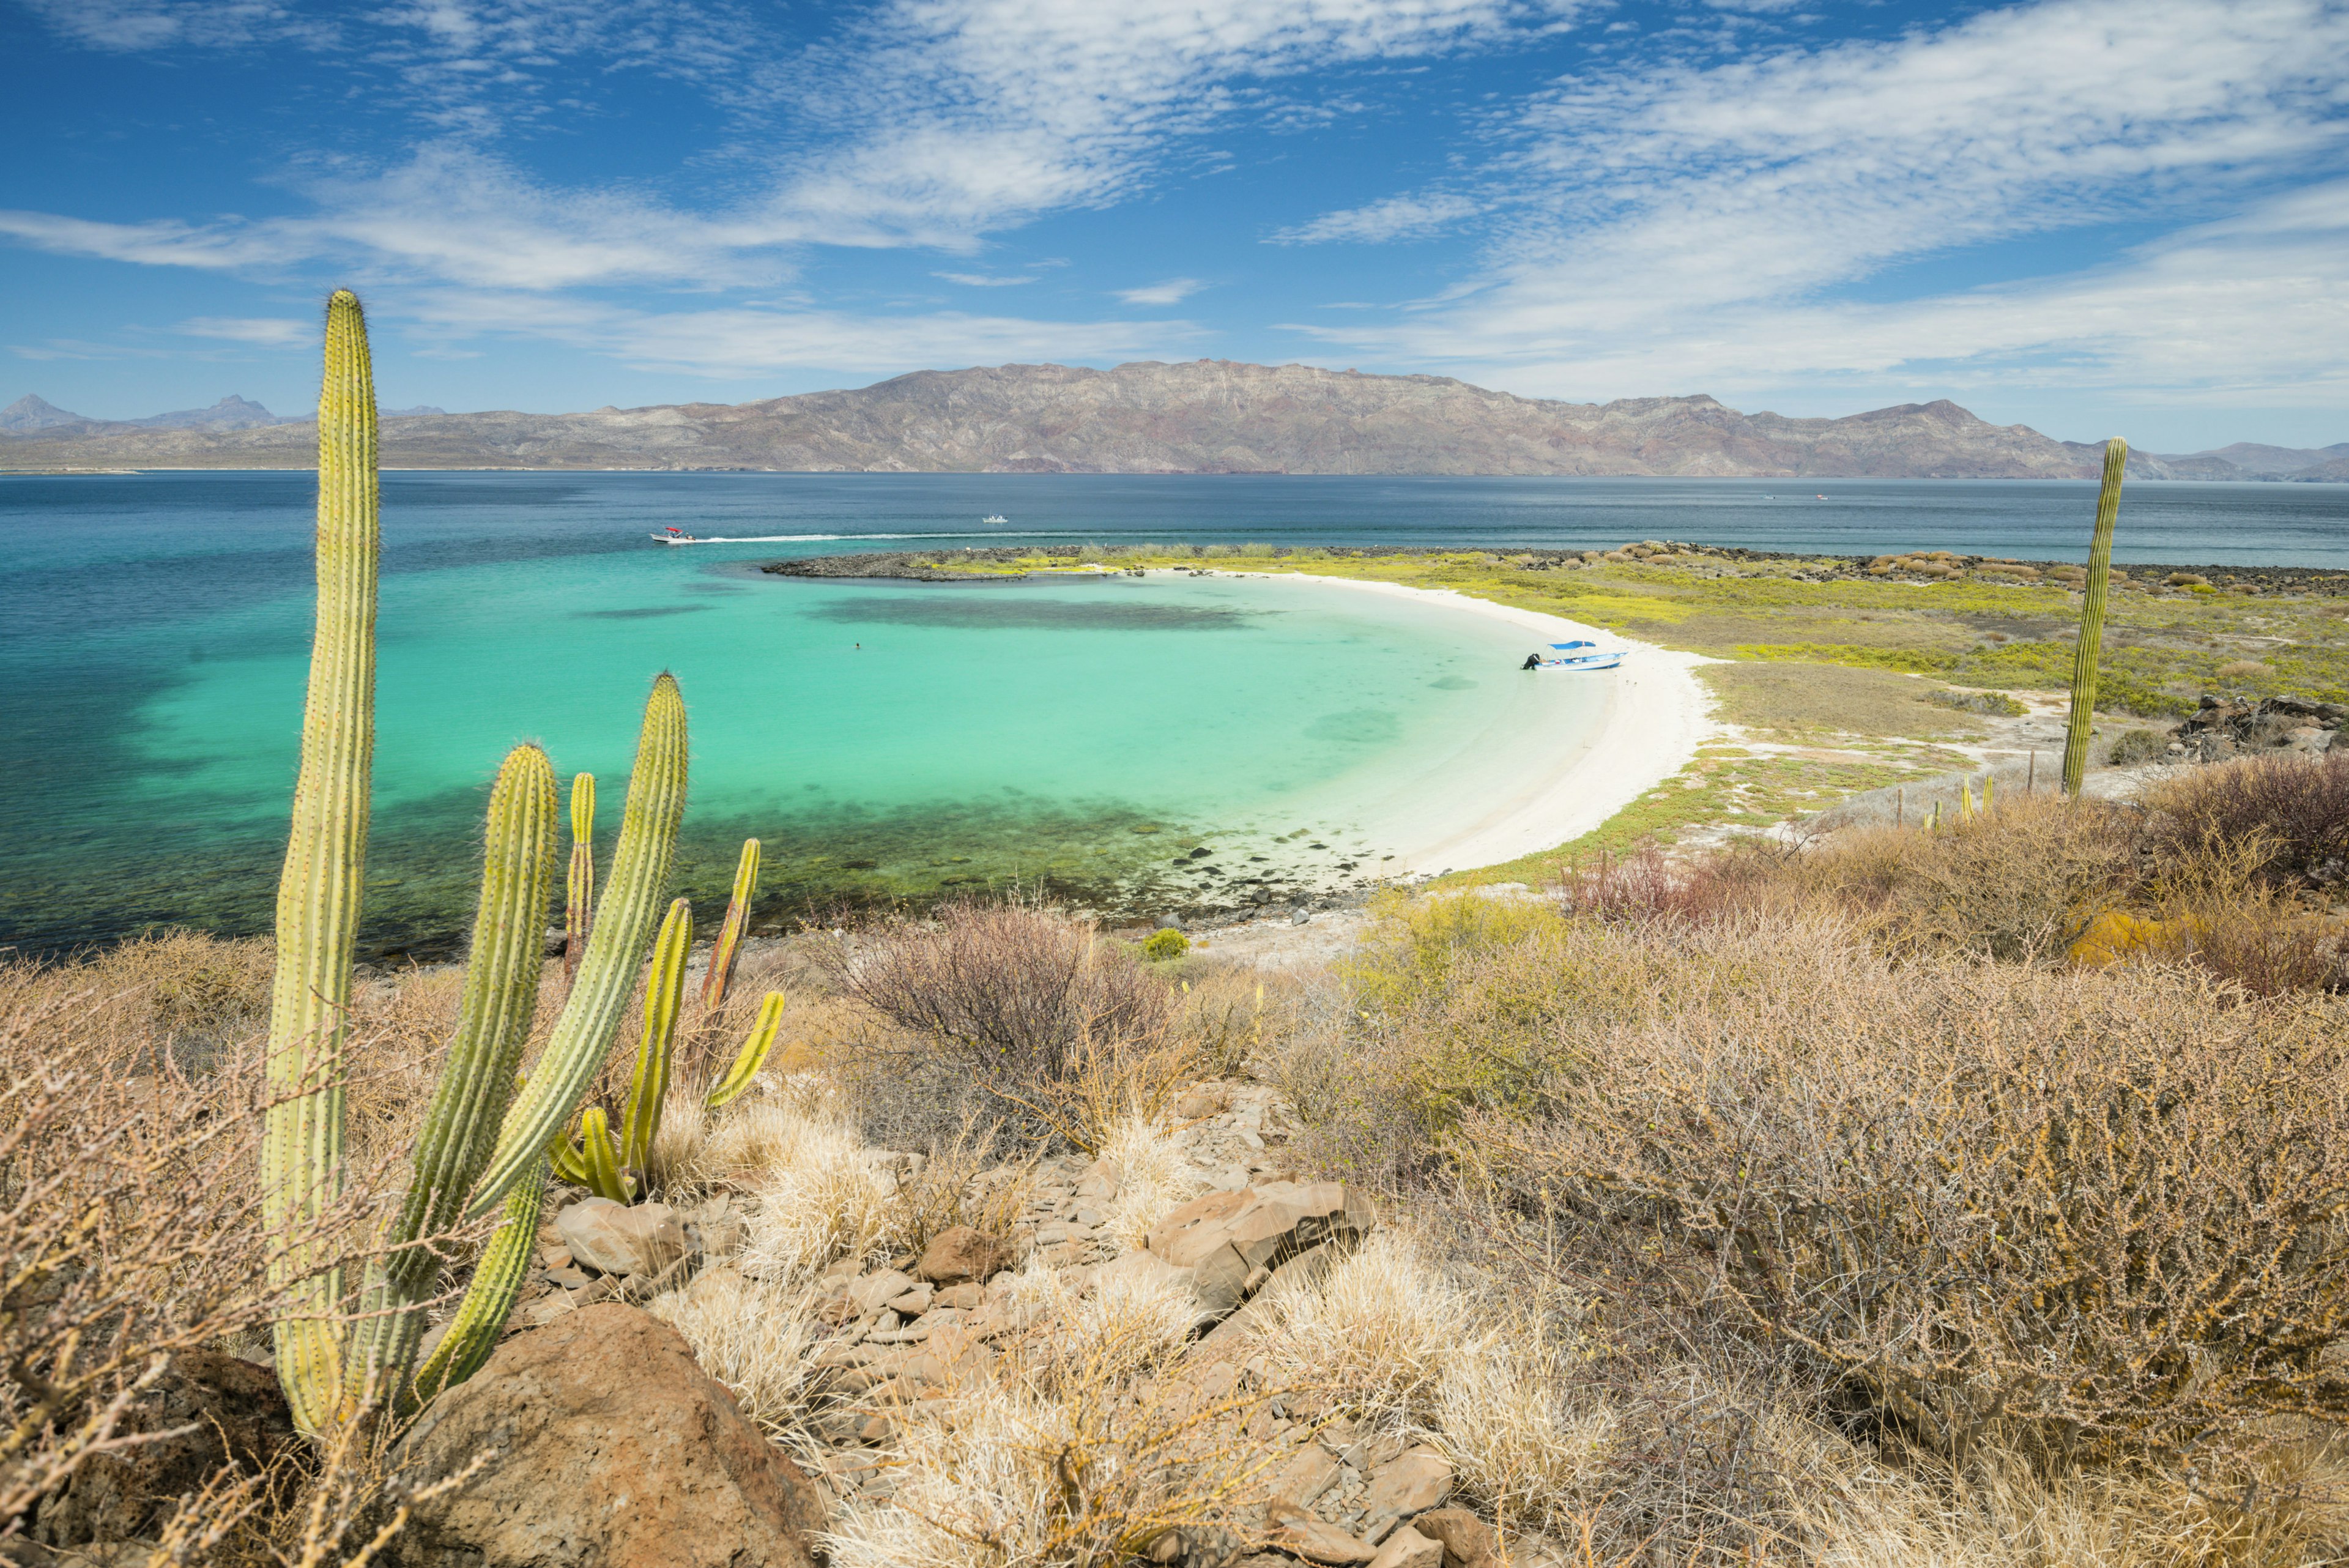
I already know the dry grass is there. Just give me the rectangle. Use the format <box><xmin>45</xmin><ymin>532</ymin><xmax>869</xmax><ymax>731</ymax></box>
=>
<box><xmin>1244</xmin><ymin>1230</ymin><xmax>1470</xmax><ymax>1422</ymax></box>
<box><xmin>1096</xmin><ymin>1116</ymin><xmax>1205</xmax><ymax>1252</ymax></box>
<box><xmin>1699</xmin><ymin>663</ymin><xmax>1989</xmax><ymax>740</ymax></box>
<box><xmin>644</xmin><ymin>1264</ymin><xmax>819</xmax><ymax>1435</ymax></box>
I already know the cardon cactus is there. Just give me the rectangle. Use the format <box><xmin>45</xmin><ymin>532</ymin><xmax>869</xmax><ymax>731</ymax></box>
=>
<box><xmin>262</xmin><ymin>291</ymin><xmax>692</xmax><ymax>1431</ymax></box>
<box><xmin>2061</xmin><ymin>439</ymin><xmax>2128</xmax><ymax>794</ymax></box>
<box><xmin>565</xmin><ymin>773</ymin><xmax>595</xmax><ymax>984</ymax></box>
<box><xmin>701</xmin><ymin>838</ymin><xmax>761</xmax><ymax>1011</ymax></box>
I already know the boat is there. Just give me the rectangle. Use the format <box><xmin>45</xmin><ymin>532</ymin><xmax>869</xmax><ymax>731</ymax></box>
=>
<box><xmin>1527</xmin><ymin>640</ymin><xmax>1625</xmax><ymax>671</ymax></box>
<box><xmin>650</xmin><ymin>526</ymin><xmax>698</xmax><ymax>544</ymax></box>
<box><xmin>981</xmin><ymin>514</ymin><xmax>1009</xmax><ymax>525</ymax></box>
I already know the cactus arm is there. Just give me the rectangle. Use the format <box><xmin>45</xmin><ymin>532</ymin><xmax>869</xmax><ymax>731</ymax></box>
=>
<box><xmin>406</xmin><ymin>1156</ymin><xmax>547</xmax><ymax>1413</ymax></box>
<box><xmin>345</xmin><ymin>745</ymin><xmax>557</xmax><ymax>1398</ymax></box>
<box><xmin>621</xmin><ymin>897</ymin><xmax>691</xmax><ymax>1181</ymax></box>
<box><xmin>466</xmin><ymin>674</ymin><xmax>688</xmax><ymax>1217</ymax></box>
<box><xmin>549</xmin><ymin>1131</ymin><xmax>594</xmax><ymax>1188</ymax></box>
<box><xmin>1982</xmin><ymin>774</ymin><xmax>1994</xmax><ymax>814</ymax></box>
<box><xmin>699</xmin><ymin>838</ymin><xmax>760</xmax><ymax>1011</ymax></box>
<box><xmin>564</xmin><ymin>773</ymin><xmax>595</xmax><ymax>986</ymax></box>
<box><xmin>262</xmin><ymin>289</ymin><xmax>379</xmax><ymax>1436</ymax></box>
<box><xmin>578</xmin><ymin>1108</ymin><xmax>630</xmax><ymax>1203</ymax></box>
<box><xmin>708</xmin><ymin>992</ymin><xmax>785</xmax><ymax>1110</ymax></box>
<box><xmin>2061</xmin><ymin>439</ymin><xmax>2128</xmax><ymax>795</ymax></box>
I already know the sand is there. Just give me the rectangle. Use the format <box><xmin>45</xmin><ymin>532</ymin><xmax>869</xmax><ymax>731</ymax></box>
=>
<box><xmin>1147</xmin><ymin>570</ymin><xmax>1715</xmax><ymax>880</ymax></box>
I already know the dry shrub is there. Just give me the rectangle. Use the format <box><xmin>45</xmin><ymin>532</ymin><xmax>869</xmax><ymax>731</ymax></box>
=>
<box><xmin>1794</xmin><ymin>792</ymin><xmax>2142</xmax><ymax>961</ymax></box>
<box><xmin>830</xmin><ymin>900</ymin><xmax>1174</xmax><ymax>1101</ymax></box>
<box><xmin>82</xmin><ymin>930</ymin><xmax>273</xmax><ymax>1049</ymax></box>
<box><xmin>1426</xmin><ymin>1333</ymin><xmax>1619</xmax><ymax>1538</ymax></box>
<box><xmin>1461</xmin><ymin>913</ymin><xmax>2349</xmax><ymax>1468</ymax></box>
<box><xmin>644</xmin><ymin>1264</ymin><xmax>818</xmax><ymax>1434</ymax></box>
<box><xmin>1245</xmin><ymin>1230</ymin><xmax>1469</xmax><ymax>1421</ymax></box>
<box><xmin>880</xmin><ymin>1118</ymin><xmax>1036</xmax><ymax>1258</ymax></box>
<box><xmin>729</xmin><ymin>1104</ymin><xmax>905</xmax><ymax>1284</ymax></box>
<box><xmin>826</xmin><ymin>1262</ymin><xmax>1275</xmax><ymax>1568</ymax></box>
<box><xmin>1170</xmin><ymin>963</ymin><xmax>1290</xmax><ymax>1077</ymax></box>
<box><xmin>1096</xmin><ymin>1117</ymin><xmax>1205</xmax><ymax>1250</ymax></box>
<box><xmin>2147</xmin><ymin>750</ymin><xmax>2349</xmax><ymax>885</ymax></box>
<box><xmin>0</xmin><ymin>949</ymin><xmax>423</xmax><ymax>1565</ymax></box>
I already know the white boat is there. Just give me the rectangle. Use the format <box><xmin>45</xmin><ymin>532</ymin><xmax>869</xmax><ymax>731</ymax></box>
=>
<box><xmin>650</xmin><ymin>526</ymin><xmax>698</xmax><ymax>545</ymax></box>
<box><xmin>981</xmin><ymin>514</ymin><xmax>1009</xmax><ymax>525</ymax></box>
<box><xmin>1526</xmin><ymin>639</ymin><xmax>1624</xmax><ymax>671</ymax></box>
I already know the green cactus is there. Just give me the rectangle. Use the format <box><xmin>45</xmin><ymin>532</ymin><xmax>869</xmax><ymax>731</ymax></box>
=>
<box><xmin>700</xmin><ymin>838</ymin><xmax>760</xmax><ymax>1011</ymax></box>
<box><xmin>344</xmin><ymin>742</ymin><xmax>556</xmax><ymax>1403</ymax></box>
<box><xmin>708</xmin><ymin>991</ymin><xmax>786</xmax><ymax>1109</ymax></box>
<box><xmin>620</xmin><ymin>896</ymin><xmax>691</xmax><ymax>1185</ymax></box>
<box><xmin>261</xmin><ymin>292</ymin><xmax>694</xmax><ymax>1433</ymax></box>
<box><xmin>2061</xmin><ymin>439</ymin><xmax>2128</xmax><ymax>794</ymax></box>
<box><xmin>262</xmin><ymin>289</ymin><xmax>378</xmax><ymax>1435</ymax></box>
<box><xmin>565</xmin><ymin>773</ymin><xmax>595</xmax><ymax>985</ymax></box>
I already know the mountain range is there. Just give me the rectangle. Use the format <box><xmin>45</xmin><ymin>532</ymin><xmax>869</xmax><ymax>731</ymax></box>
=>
<box><xmin>3</xmin><ymin>363</ymin><xmax>2342</xmax><ymax>481</ymax></box>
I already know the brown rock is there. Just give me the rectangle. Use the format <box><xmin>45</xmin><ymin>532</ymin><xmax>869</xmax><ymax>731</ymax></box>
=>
<box><xmin>387</xmin><ymin>1304</ymin><xmax>820</xmax><ymax>1568</ymax></box>
<box><xmin>34</xmin><ymin>1350</ymin><xmax>297</xmax><ymax>1547</ymax></box>
<box><xmin>553</xmin><ymin>1198</ymin><xmax>686</xmax><ymax>1279</ymax></box>
<box><xmin>1145</xmin><ymin>1182</ymin><xmax>1375</xmax><ymax>1320</ymax></box>
<box><xmin>1266</xmin><ymin>1504</ymin><xmax>1378</xmax><ymax>1565</ymax></box>
<box><xmin>1411</xmin><ymin>1509</ymin><xmax>1502</xmax><ymax>1568</ymax></box>
<box><xmin>1368</xmin><ymin>1526</ymin><xmax>1445</xmax><ymax>1568</ymax></box>
<box><xmin>1361</xmin><ymin>1447</ymin><xmax>1452</xmax><ymax>1542</ymax></box>
<box><xmin>915</xmin><ymin>1225</ymin><xmax>1010</xmax><ymax>1285</ymax></box>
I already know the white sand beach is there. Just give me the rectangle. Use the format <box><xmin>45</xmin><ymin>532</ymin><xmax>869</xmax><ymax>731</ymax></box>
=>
<box><xmin>1285</xmin><ymin>574</ymin><xmax>1716</xmax><ymax>874</ymax></box>
<box><xmin>1160</xmin><ymin>570</ymin><xmax>1716</xmax><ymax>882</ymax></box>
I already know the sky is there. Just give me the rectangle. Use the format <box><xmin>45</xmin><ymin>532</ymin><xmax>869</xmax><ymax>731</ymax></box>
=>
<box><xmin>2</xmin><ymin>0</ymin><xmax>2346</xmax><ymax>452</ymax></box>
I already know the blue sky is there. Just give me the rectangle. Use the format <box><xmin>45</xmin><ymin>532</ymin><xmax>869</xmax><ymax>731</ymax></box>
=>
<box><xmin>3</xmin><ymin>0</ymin><xmax>2345</xmax><ymax>451</ymax></box>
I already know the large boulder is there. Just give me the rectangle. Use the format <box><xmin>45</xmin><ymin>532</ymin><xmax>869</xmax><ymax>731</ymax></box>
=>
<box><xmin>386</xmin><ymin>1304</ymin><xmax>820</xmax><ymax>1568</ymax></box>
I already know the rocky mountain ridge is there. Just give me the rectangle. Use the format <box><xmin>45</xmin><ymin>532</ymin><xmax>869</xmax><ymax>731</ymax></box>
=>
<box><xmin>2</xmin><ymin>361</ymin><xmax>2337</xmax><ymax>480</ymax></box>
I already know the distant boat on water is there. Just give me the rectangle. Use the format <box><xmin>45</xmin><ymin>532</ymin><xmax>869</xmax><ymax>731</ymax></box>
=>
<box><xmin>650</xmin><ymin>526</ymin><xmax>698</xmax><ymax>544</ymax></box>
<box><xmin>981</xmin><ymin>513</ymin><xmax>1009</xmax><ymax>525</ymax></box>
<box><xmin>1524</xmin><ymin>639</ymin><xmax>1624</xmax><ymax>671</ymax></box>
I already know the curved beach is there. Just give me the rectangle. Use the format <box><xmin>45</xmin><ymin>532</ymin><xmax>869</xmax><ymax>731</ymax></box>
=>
<box><xmin>1169</xmin><ymin>570</ymin><xmax>1716</xmax><ymax>880</ymax></box>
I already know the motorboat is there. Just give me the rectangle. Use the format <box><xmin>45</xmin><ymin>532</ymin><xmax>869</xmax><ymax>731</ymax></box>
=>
<box><xmin>1526</xmin><ymin>640</ymin><xmax>1624</xmax><ymax>671</ymax></box>
<box><xmin>650</xmin><ymin>526</ymin><xmax>698</xmax><ymax>544</ymax></box>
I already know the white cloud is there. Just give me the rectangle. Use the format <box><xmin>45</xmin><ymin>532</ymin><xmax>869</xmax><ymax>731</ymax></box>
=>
<box><xmin>1288</xmin><ymin>0</ymin><xmax>2349</xmax><ymax>408</ymax></box>
<box><xmin>397</xmin><ymin>290</ymin><xmax>1200</xmax><ymax>377</ymax></box>
<box><xmin>934</xmin><ymin>271</ymin><xmax>1038</xmax><ymax>286</ymax></box>
<box><xmin>1115</xmin><ymin>278</ymin><xmax>1206</xmax><ymax>305</ymax></box>
<box><xmin>175</xmin><ymin>316</ymin><xmax>311</xmax><ymax>345</ymax></box>
<box><xmin>1271</xmin><ymin>191</ymin><xmax>1479</xmax><ymax>243</ymax></box>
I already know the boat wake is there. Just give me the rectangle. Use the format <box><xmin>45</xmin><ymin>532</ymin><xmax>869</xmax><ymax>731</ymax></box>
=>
<box><xmin>674</xmin><ymin>529</ymin><xmax>1094</xmax><ymax>544</ymax></box>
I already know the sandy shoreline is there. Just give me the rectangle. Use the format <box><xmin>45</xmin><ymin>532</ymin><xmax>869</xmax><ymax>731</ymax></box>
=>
<box><xmin>1155</xmin><ymin>568</ymin><xmax>1716</xmax><ymax>879</ymax></box>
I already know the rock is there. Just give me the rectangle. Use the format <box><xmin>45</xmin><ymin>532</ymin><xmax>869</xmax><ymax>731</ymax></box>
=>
<box><xmin>1266</xmin><ymin>1504</ymin><xmax>1378</xmax><ymax>1566</ymax></box>
<box><xmin>883</xmin><ymin>1281</ymin><xmax>935</xmax><ymax>1316</ymax></box>
<box><xmin>1267</xmin><ymin>1443</ymin><xmax>1341</xmax><ymax>1509</ymax></box>
<box><xmin>1174</xmin><ymin>1084</ymin><xmax>1230</xmax><ymax>1120</ymax></box>
<box><xmin>1144</xmin><ymin>1182</ymin><xmax>1375</xmax><ymax>1321</ymax></box>
<box><xmin>387</xmin><ymin>1304</ymin><xmax>820</xmax><ymax>1568</ymax></box>
<box><xmin>1410</xmin><ymin>1509</ymin><xmax>1502</xmax><ymax>1568</ymax></box>
<box><xmin>1361</xmin><ymin>1448</ymin><xmax>1452</xmax><ymax>1542</ymax></box>
<box><xmin>850</xmin><ymin>1269</ymin><xmax>915</xmax><ymax>1313</ymax></box>
<box><xmin>1369</xmin><ymin>1526</ymin><xmax>1445</xmax><ymax>1568</ymax></box>
<box><xmin>554</xmin><ymin>1198</ymin><xmax>687</xmax><ymax>1279</ymax></box>
<box><xmin>34</xmin><ymin>1350</ymin><xmax>298</xmax><ymax>1547</ymax></box>
<box><xmin>932</xmin><ymin>1282</ymin><xmax>986</xmax><ymax>1311</ymax></box>
<box><xmin>915</xmin><ymin>1225</ymin><xmax>1011</xmax><ymax>1285</ymax></box>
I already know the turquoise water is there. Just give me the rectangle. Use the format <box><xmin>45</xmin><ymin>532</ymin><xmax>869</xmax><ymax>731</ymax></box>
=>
<box><xmin>7</xmin><ymin>468</ymin><xmax>2344</xmax><ymax>956</ymax></box>
<box><xmin>1</xmin><ymin>474</ymin><xmax>1589</xmax><ymax>954</ymax></box>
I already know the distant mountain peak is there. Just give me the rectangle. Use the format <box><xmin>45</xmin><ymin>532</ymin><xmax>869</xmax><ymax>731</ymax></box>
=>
<box><xmin>129</xmin><ymin>395</ymin><xmax>295</xmax><ymax>431</ymax></box>
<box><xmin>0</xmin><ymin>394</ymin><xmax>94</xmax><ymax>432</ymax></box>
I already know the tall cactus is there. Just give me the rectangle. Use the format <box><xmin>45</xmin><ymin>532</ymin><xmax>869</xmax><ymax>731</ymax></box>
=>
<box><xmin>565</xmin><ymin>773</ymin><xmax>596</xmax><ymax>985</ymax></box>
<box><xmin>2061</xmin><ymin>439</ymin><xmax>2128</xmax><ymax>794</ymax></box>
<box><xmin>262</xmin><ymin>289</ymin><xmax>377</xmax><ymax>1436</ymax></box>
<box><xmin>344</xmin><ymin>744</ymin><xmax>556</xmax><ymax>1403</ymax></box>
<box><xmin>700</xmin><ymin>838</ymin><xmax>760</xmax><ymax>1011</ymax></box>
<box><xmin>261</xmin><ymin>291</ymin><xmax>694</xmax><ymax>1433</ymax></box>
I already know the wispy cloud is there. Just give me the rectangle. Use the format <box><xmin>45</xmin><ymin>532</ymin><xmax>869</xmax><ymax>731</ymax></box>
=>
<box><xmin>174</xmin><ymin>316</ymin><xmax>311</xmax><ymax>345</ymax></box>
<box><xmin>934</xmin><ymin>271</ymin><xmax>1037</xmax><ymax>286</ymax></box>
<box><xmin>1290</xmin><ymin>0</ymin><xmax>2349</xmax><ymax>406</ymax></box>
<box><xmin>1272</xmin><ymin>192</ymin><xmax>1478</xmax><ymax>244</ymax></box>
<box><xmin>1115</xmin><ymin>278</ymin><xmax>1205</xmax><ymax>306</ymax></box>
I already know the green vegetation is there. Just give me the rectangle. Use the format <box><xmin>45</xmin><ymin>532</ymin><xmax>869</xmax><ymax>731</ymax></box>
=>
<box><xmin>1141</xmin><ymin>927</ymin><xmax>1190</xmax><ymax>961</ymax></box>
<box><xmin>2063</xmin><ymin>439</ymin><xmax>2128</xmax><ymax>792</ymax></box>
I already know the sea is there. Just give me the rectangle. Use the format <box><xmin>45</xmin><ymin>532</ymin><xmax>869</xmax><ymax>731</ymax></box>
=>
<box><xmin>4</xmin><ymin>470</ymin><xmax>2345</xmax><ymax>956</ymax></box>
